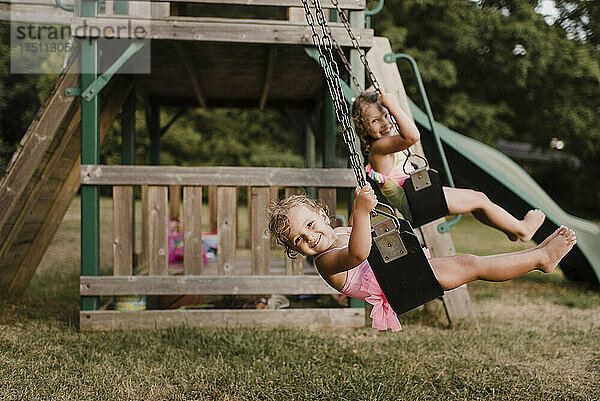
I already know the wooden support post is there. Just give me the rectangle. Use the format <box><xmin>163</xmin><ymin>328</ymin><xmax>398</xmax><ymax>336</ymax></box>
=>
<box><xmin>217</xmin><ymin>187</ymin><xmax>237</xmax><ymax>275</ymax></box>
<box><xmin>183</xmin><ymin>187</ymin><xmax>203</xmax><ymax>275</ymax></box>
<box><xmin>285</xmin><ymin>187</ymin><xmax>304</xmax><ymax>275</ymax></box>
<box><xmin>349</xmin><ymin>10</ymin><xmax>365</xmax><ymax>167</ymax></box>
<box><xmin>250</xmin><ymin>187</ymin><xmax>270</xmax><ymax>274</ymax></box>
<box><xmin>147</xmin><ymin>186</ymin><xmax>168</xmax><ymax>275</ymax></box>
<box><xmin>113</xmin><ymin>186</ymin><xmax>133</xmax><ymax>275</ymax></box>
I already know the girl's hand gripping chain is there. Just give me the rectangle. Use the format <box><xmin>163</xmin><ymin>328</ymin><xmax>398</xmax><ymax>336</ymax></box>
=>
<box><xmin>353</xmin><ymin>183</ymin><xmax>378</xmax><ymax>215</ymax></box>
<box><xmin>378</xmin><ymin>91</ymin><xmax>397</xmax><ymax>112</ymax></box>
<box><xmin>346</xmin><ymin>184</ymin><xmax>378</xmax><ymax>264</ymax></box>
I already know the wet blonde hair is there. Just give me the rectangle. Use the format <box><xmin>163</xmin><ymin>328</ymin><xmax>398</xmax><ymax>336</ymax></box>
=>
<box><xmin>352</xmin><ymin>90</ymin><xmax>380</xmax><ymax>165</ymax></box>
<box><xmin>266</xmin><ymin>194</ymin><xmax>329</xmax><ymax>258</ymax></box>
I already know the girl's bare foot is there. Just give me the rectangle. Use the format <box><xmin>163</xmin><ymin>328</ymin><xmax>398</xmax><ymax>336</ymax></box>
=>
<box><xmin>535</xmin><ymin>224</ymin><xmax>563</xmax><ymax>249</ymax></box>
<box><xmin>538</xmin><ymin>226</ymin><xmax>576</xmax><ymax>273</ymax></box>
<box><xmin>516</xmin><ymin>209</ymin><xmax>546</xmax><ymax>242</ymax></box>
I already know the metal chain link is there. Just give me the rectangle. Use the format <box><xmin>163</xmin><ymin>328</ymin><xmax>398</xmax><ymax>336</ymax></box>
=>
<box><xmin>301</xmin><ymin>0</ymin><xmax>366</xmax><ymax>187</ymax></box>
<box><xmin>331</xmin><ymin>0</ymin><xmax>380</xmax><ymax>91</ymax></box>
<box><xmin>319</xmin><ymin>12</ymin><xmax>363</xmax><ymax>93</ymax></box>
<box><xmin>330</xmin><ymin>0</ymin><xmax>412</xmax><ymax>157</ymax></box>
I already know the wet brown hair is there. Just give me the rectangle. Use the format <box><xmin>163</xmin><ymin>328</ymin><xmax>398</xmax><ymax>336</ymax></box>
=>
<box><xmin>266</xmin><ymin>194</ymin><xmax>329</xmax><ymax>258</ymax></box>
<box><xmin>351</xmin><ymin>90</ymin><xmax>380</xmax><ymax>164</ymax></box>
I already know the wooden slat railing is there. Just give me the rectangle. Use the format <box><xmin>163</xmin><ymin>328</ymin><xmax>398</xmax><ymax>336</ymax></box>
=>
<box><xmin>82</xmin><ymin>165</ymin><xmax>362</xmax><ymax>330</ymax></box>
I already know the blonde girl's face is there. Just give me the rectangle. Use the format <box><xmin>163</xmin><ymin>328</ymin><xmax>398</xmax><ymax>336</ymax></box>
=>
<box><xmin>363</xmin><ymin>102</ymin><xmax>394</xmax><ymax>139</ymax></box>
<box><xmin>286</xmin><ymin>205</ymin><xmax>337</xmax><ymax>256</ymax></box>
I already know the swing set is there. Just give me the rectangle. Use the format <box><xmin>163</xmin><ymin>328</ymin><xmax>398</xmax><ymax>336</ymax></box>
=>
<box><xmin>301</xmin><ymin>0</ymin><xmax>466</xmax><ymax>314</ymax></box>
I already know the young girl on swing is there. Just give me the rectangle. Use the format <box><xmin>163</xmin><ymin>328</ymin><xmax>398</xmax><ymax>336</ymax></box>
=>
<box><xmin>352</xmin><ymin>89</ymin><xmax>546</xmax><ymax>242</ymax></box>
<box><xmin>266</xmin><ymin>186</ymin><xmax>577</xmax><ymax>331</ymax></box>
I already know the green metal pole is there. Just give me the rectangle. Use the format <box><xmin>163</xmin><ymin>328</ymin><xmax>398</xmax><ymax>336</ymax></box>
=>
<box><xmin>81</xmin><ymin>0</ymin><xmax>99</xmax><ymax>311</ymax></box>
<box><xmin>150</xmin><ymin>102</ymin><xmax>161</xmax><ymax>166</ymax></box>
<box><xmin>121</xmin><ymin>87</ymin><xmax>136</xmax><ymax>269</ymax></box>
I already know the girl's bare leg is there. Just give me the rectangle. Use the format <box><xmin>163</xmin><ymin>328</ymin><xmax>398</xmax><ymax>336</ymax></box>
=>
<box><xmin>430</xmin><ymin>226</ymin><xmax>576</xmax><ymax>290</ymax></box>
<box><xmin>444</xmin><ymin>187</ymin><xmax>545</xmax><ymax>242</ymax></box>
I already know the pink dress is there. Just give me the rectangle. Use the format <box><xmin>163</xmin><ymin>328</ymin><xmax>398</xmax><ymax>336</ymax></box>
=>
<box><xmin>314</xmin><ymin>228</ymin><xmax>402</xmax><ymax>332</ymax></box>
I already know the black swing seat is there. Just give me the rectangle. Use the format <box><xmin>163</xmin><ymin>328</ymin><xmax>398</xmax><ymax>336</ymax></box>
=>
<box><xmin>403</xmin><ymin>167</ymin><xmax>449</xmax><ymax>227</ymax></box>
<box><xmin>366</xmin><ymin>166</ymin><xmax>448</xmax><ymax>228</ymax></box>
<box><xmin>368</xmin><ymin>217</ymin><xmax>443</xmax><ymax>315</ymax></box>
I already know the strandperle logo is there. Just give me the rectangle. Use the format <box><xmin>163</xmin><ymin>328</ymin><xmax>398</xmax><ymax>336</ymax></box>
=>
<box><xmin>10</xmin><ymin>17</ymin><xmax>151</xmax><ymax>74</ymax></box>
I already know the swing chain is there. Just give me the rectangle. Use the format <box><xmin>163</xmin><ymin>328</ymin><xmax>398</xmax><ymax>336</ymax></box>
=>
<box><xmin>302</xmin><ymin>0</ymin><xmax>366</xmax><ymax>187</ymax></box>
<box><xmin>312</xmin><ymin>4</ymin><xmax>363</xmax><ymax>93</ymax></box>
<box><xmin>330</xmin><ymin>0</ymin><xmax>380</xmax><ymax>92</ymax></box>
<box><xmin>329</xmin><ymin>0</ymin><xmax>413</xmax><ymax>158</ymax></box>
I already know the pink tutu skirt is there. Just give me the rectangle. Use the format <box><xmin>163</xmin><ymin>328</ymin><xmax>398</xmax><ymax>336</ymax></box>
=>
<box><xmin>340</xmin><ymin>260</ymin><xmax>402</xmax><ymax>332</ymax></box>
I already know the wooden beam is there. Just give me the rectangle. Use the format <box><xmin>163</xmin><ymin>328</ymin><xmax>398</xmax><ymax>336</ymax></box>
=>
<box><xmin>169</xmin><ymin>185</ymin><xmax>181</xmax><ymax>220</ymax></box>
<box><xmin>113</xmin><ymin>186</ymin><xmax>133</xmax><ymax>275</ymax></box>
<box><xmin>80</xmin><ymin>308</ymin><xmax>365</xmax><ymax>331</ymax></box>
<box><xmin>80</xmin><ymin>274</ymin><xmax>338</xmax><ymax>295</ymax></box>
<box><xmin>0</xmin><ymin>60</ymin><xmax>79</xmax><ymax>242</ymax></box>
<box><xmin>71</xmin><ymin>17</ymin><xmax>373</xmax><ymax>48</ymax></box>
<box><xmin>250</xmin><ymin>187</ymin><xmax>270</xmax><ymax>274</ymax></box>
<box><xmin>259</xmin><ymin>46</ymin><xmax>278</xmax><ymax>110</ymax></box>
<box><xmin>183</xmin><ymin>186</ymin><xmax>203</xmax><ymax>275</ymax></box>
<box><xmin>0</xmin><ymin>3</ymin><xmax>73</xmax><ymax>24</ymax></box>
<box><xmin>147</xmin><ymin>186</ymin><xmax>168</xmax><ymax>275</ymax></box>
<box><xmin>81</xmin><ymin>165</ymin><xmax>357</xmax><ymax>187</ymax></box>
<box><xmin>4</xmin><ymin>79</ymin><xmax>133</xmax><ymax>298</ymax></box>
<box><xmin>176</xmin><ymin>42</ymin><xmax>207</xmax><ymax>108</ymax></box>
<box><xmin>217</xmin><ymin>187</ymin><xmax>237</xmax><ymax>275</ymax></box>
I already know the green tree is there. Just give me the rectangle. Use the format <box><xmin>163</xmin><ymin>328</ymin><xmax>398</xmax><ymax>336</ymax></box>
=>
<box><xmin>372</xmin><ymin>0</ymin><xmax>600</xmax><ymax>216</ymax></box>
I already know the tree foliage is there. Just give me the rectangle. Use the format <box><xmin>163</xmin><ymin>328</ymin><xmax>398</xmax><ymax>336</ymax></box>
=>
<box><xmin>372</xmin><ymin>0</ymin><xmax>600</xmax><ymax>216</ymax></box>
<box><xmin>100</xmin><ymin>107</ymin><xmax>305</xmax><ymax>169</ymax></box>
<box><xmin>1</xmin><ymin>3</ymin><xmax>599</xmax><ymax>216</ymax></box>
<box><xmin>0</xmin><ymin>22</ymin><xmax>57</xmax><ymax>171</ymax></box>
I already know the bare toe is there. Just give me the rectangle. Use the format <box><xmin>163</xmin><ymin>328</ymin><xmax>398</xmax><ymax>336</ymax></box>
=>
<box><xmin>538</xmin><ymin>226</ymin><xmax>576</xmax><ymax>273</ymax></box>
<box><xmin>519</xmin><ymin>209</ymin><xmax>546</xmax><ymax>242</ymax></box>
<box><xmin>536</xmin><ymin>225</ymin><xmax>564</xmax><ymax>248</ymax></box>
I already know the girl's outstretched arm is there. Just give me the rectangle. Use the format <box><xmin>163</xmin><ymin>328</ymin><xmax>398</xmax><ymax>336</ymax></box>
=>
<box><xmin>315</xmin><ymin>185</ymin><xmax>377</xmax><ymax>276</ymax></box>
<box><xmin>370</xmin><ymin>92</ymin><xmax>420</xmax><ymax>155</ymax></box>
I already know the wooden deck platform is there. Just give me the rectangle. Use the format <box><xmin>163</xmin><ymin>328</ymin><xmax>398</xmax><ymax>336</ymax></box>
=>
<box><xmin>133</xmin><ymin>41</ymin><xmax>328</xmax><ymax>108</ymax></box>
<box><xmin>3</xmin><ymin>0</ymin><xmax>373</xmax><ymax>107</ymax></box>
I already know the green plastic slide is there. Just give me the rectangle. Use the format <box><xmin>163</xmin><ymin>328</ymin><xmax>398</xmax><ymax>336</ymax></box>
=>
<box><xmin>410</xmin><ymin>99</ymin><xmax>600</xmax><ymax>286</ymax></box>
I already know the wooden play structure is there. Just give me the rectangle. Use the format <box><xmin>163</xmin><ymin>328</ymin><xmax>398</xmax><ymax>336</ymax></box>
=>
<box><xmin>0</xmin><ymin>0</ymin><xmax>474</xmax><ymax>330</ymax></box>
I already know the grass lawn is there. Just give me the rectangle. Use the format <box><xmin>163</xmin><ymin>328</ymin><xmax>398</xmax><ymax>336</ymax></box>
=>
<box><xmin>1</xmin><ymin>197</ymin><xmax>599</xmax><ymax>400</ymax></box>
